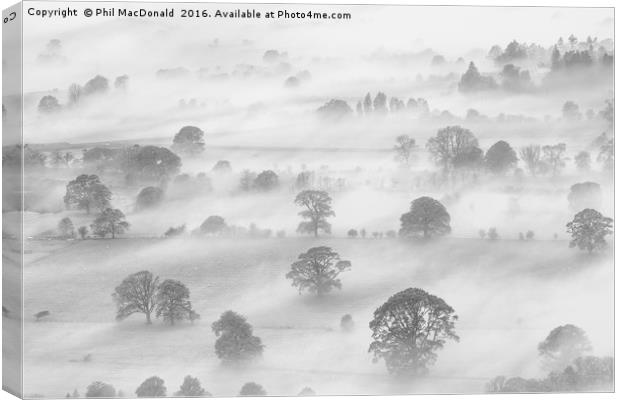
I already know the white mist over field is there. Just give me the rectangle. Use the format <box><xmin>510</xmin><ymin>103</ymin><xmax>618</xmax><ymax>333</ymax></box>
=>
<box><xmin>2</xmin><ymin>2</ymin><xmax>614</xmax><ymax>398</ymax></box>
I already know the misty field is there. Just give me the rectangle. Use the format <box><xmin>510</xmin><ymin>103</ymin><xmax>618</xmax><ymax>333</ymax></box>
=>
<box><xmin>18</xmin><ymin>236</ymin><xmax>612</xmax><ymax>397</ymax></box>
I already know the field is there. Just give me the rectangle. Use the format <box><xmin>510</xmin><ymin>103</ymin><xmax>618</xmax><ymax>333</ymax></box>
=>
<box><xmin>19</xmin><ymin>236</ymin><xmax>613</xmax><ymax>397</ymax></box>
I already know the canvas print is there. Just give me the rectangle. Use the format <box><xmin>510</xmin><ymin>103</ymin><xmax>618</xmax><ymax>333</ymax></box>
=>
<box><xmin>2</xmin><ymin>1</ymin><xmax>615</xmax><ymax>398</ymax></box>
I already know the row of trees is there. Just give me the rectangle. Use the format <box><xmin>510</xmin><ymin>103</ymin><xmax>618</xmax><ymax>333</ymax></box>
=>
<box><xmin>38</xmin><ymin>74</ymin><xmax>127</xmax><ymax>113</ymax></box>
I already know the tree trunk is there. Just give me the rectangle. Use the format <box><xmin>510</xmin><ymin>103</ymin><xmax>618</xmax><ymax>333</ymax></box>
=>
<box><xmin>146</xmin><ymin>312</ymin><xmax>152</xmax><ymax>324</ymax></box>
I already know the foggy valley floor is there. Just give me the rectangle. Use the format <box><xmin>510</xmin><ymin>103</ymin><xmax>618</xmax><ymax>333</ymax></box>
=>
<box><xmin>15</xmin><ymin>237</ymin><xmax>613</xmax><ymax>397</ymax></box>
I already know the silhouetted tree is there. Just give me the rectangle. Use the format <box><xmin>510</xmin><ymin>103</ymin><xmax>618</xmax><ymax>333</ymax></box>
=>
<box><xmin>68</xmin><ymin>83</ymin><xmax>82</xmax><ymax>105</ymax></box>
<box><xmin>298</xmin><ymin>387</ymin><xmax>316</xmax><ymax>396</ymax></box>
<box><xmin>485</xmin><ymin>140</ymin><xmax>518</xmax><ymax>174</ymax></box>
<box><xmin>538</xmin><ymin>324</ymin><xmax>592</xmax><ymax>371</ymax></box>
<box><xmin>136</xmin><ymin>186</ymin><xmax>164</xmax><ymax>211</ymax></box>
<box><xmin>78</xmin><ymin>226</ymin><xmax>88</xmax><ymax>239</ymax></box>
<box><xmin>64</xmin><ymin>174</ymin><xmax>111</xmax><ymax>214</ymax></box>
<box><xmin>597</xmin><ymin>139</ymin><xmax>613</xmax><ymax>171</ymax></box>
<box><xmin>200</xmin><ymin>215</ymin><xmax>227</xmax><ymax>235</ymax></box>
<box><xmin>363</xmin><ymin>93</ymin><xmax>372</xmax><ymax>114</ymax></box>
<box><xmin>136</xmin><ymin>376</ymin><xmax>166</xmax><ymax>397</ymax></box>
<box><xmin>340</xmin><ymin>314</ymin><xmax>354</xmax><ymax>332</ymax></box>
<box><xmin>458</xmin><ymin>62</ymin><xmax>497</xmax><ymax>92</ymax></box>
<box><xmin>542</xmin><ymin>143</ymin><xmax>567</xmax><ymax>176</ymax></box>
<box><xmin>239</xmin><ymin>170</ymin><xmax>257</xmax><ymax>191</ymax></box>
<box><xmin>369</xmin><ymin>288</ymin><xmax>459</xmax><ymax>377</ymax></box>
<box><xmin>156</xmin><ymin>279</ymin><xmax>193</xmax><ymax>325</ymax></box>
<box><xmin>294</xmin><ymin>190</ymin><xmax>334</xmax><ymax>237</ymax></box>
<box><xmin>113</xmin><ymin>270</ymin><xmax>159</xmax><ymax>324</ymax></box>
<box><xmin>566</xmin><ymin>209</ymin><xmax>613</xmax><ymax>253</ymax></box>
<box><xmin>317</xmin><ymin>99</ymin><xmax>353</xmax><ymax>121</ymax></box>
<box><xmin>83</xmin><ymin>75</ymin><xmax>109</xmax><ymax>96</ymax></box>
<box><xmin>254</xmin><ymin>170</ymin><xmax>279</xmax><ymax>191</ymax></box>
<box><xmin>393</xmin><ymin>135</ymin><xmax>416</xmax><ymax>167</ymax></box>
<box><xmin>373</xmin><ymin>92</ymin><xmax>387</xmax><ymax>114</ymax></box>
<box><xmin>286</xmin><ymin>246</ymin><xmax>351</xmax><ymax>296</ymax></box>
<box><xmin>164</xmin><ymin>225</ymin><xmax>186</xmax><ymax>237</ymax></box>
<box><xmin>212</xmin><ymin>160</ymin><xmax>232</xmax><ymax>173</ymax></box>
<box><xmin>347</xmin><ymin>229</ymin><xmax>358</xmax><ymax>238</ymax></box>
<box><xmin>38</xmin><ymin>95</ymin><xmax>61</xmax><ymax>113</ymax></box>
<box><xmin>172</xmin><ymin>126</ymin><xmax>205</xmax><ymax>155</ymax></box>
<box><xmin>85</xmin><ymin>382</ymin><xmax>116</xmax><ymax>398</ymax></box>
<box><xmin>426</xmin><ymin>126</ymin><xmax>479</xmax><ymax>173</ymax></box>
<box><xmin>91</xmin><ymin>208</ymin><xmax>129</xmax><ymax>238</ymax></box>
<box><xmin>120</xmin><ymin>145</ymin><xmax>181</xmax><ymax>182</ymax></box>
<box><xmin>519</xmin><ymin>145</ymin><xmax>542</xmax><ymax>176</ymax></box>
<box><xmin>212</xmin><ymin>311</ymin><xmax>264</xmax><ymax>364</ymax></box>
<box><xmin>175</xmin><ymin>376</ymin><xmax>210</xmax><ymax>397</ymax></box>
<box><xmin>239</xmin><ymin>383</ymin><xmax>266</xmax><ymax>396</ymax></box>
<box><xmin>487</xmin><ymin>227</ymin><xmax>499</xmax><ymax>241</ymax></box>
<box><xmin>400</xmin><ymin>197</ymin><xmax>451</xmax><ymax>239</ymax></box>
<box><xmin>57</xmin><ymin>217</ymin><xmax>75</xmax><ymax>238</ymax></box>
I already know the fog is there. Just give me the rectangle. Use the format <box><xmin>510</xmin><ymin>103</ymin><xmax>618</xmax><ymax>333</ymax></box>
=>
<box><xmin>3</xmin><ymin>3</ymin><xmax>614</xmax><ymax>397</ymax></box>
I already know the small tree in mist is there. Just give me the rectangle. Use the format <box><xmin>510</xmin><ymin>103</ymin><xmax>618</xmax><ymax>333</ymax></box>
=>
<box><xmin>38</xmin><ymin>95</ymin><xmax>61</xmax><ymax>113</ymax></box>
<box><xmin>542</xmin><ymin>143</ymin><xmax>568</xmax><ymax>176</ymax></box>
<box><xmin>373</xmin><ymin>92</ymin><xmax>388</xmax><ymax>114</ymax></box>
<box><xmin>393</xmin><ymin>135</ymin><xmax>416</xmax><ymax>167</ymax></box>
<box><xmin>538</xmin><ymin>324</ymin><xmax>592</xmax><ymax>371</ymax></box>
<box><xmin>369</xmin><ymin>288</ymin><xmax>459</xmax><ymax>377</ymax></box>
<box><xmin>155</xmin><ymin>279</ymin><xmax>193</xmax><ymax>325</ymax></box>
<box><xmin>175</xmin><ymin>375</ymin><xmax>210</xmax><ymax>397</ymax></box>
<box><xmin>254</xmin><ymin>170</ymin><xmax>279</xmax><ymax>191</ymax></box>
<box><xmin>566</xmin><ymin>209</ymin><xmax>613</xmax><ymax>254</ymax></box>
<box><xmin>526</xmin><ymin>230</ymin><xmax>535</xmax><ymax>240</ymax></box>
<box><xmin>212</xmin><ymin>160</ymin><xmax>232</xmax><ymax>173</ymax></box>
<box><xmin>298</xmin><ymin>387</ymin><xmax>316</xmax><ymax>396</ymax></box>
<box><xmin>212</xmin><ymin>310</ymin><xmax>264</xmax><ymax>364</ymax></box>
<box><xmin>316</xmin><ymin>99</ymin><xmax>353</xmax><ymax>121</ymax></box>
<box><xmin>200</xmin><ymin>215</ymin><xmax>227</xmax><ymax>235</ymax></box>
<box><xmin>172</xmin><ymin>126</ymin><xmax>205</xmax><ymax>156</ymax></box>
<box><xmin>239</xmin><ymin>382</ymin><xmax>266</xmax><ymax>396</ymax></box>
<box><xmin>85</xmin><ymin>382</ymin><xmax>116</xmax><ymax>398</ymax></box>
<box><xmin>363</xmin><ymin>93</ymin><xmax>373</xmax><ymax>114</ymax></box>
<box><xmin>519</xmin><ymin>145</ymin><xmax>542</xmax><ymax>176</ymax></box>
<box><xmin>597</xmin><ymin>139</ymin><xmax>613</xmax><ymax>171</ymax></box>
<box><xmin>399</xmin><ymin>197</ymin><xmax>451</xmax><ymax>239</ymax></box>
<box><xmin>426</xmin><ymin>126</ymin><xmax>479</xmax><ymax>174</ymax></box>
<box><xmin>91</xmin><ymin>208</ymin><xmax>129</xmax><ymax>239</ymax></box>
<box><xmin>135</xmin><ymin>186</ymin><xmax>164</xmax><ymax>211</ymax></box>
<box><xmin>113</xmin><ymin>270</ymin><xmax>159</xmax><ymax>324</ymax></box>
<box><xmin>114</xmin><ymin>75</ymin><xmax>129</xmax><ymax>90</ymax></box>
<box><xmin>64</xmin><ymin>174</ymin><xmax>111</xmax><ymax>214</ymax></box>
<box><xmin>120</xmin><ymin>145</ymin><xmax>182</xmax><ymax>183</ymax></box>
<box><xmin>286</xmin><ymin>246</ymin><xmax>351</xmax><ymax>296</ymax></box>
<box><xmin>487</xmin><ymin>228</ymin><xmax>499</xmax><ymax>241</ymax></box>
<box><xmin>68</xmin><ymin>83</ymin><xmax>82</xmax><ymax>105</ymax></box>
<box><xmin>567</xmin><ymin>182</ymin><xmax>602</xmax><ymax>212</ymax></box>
<box><xmin>57</xmin><ymin>217</ymin><xmax>75</xmax><ymax>238</ymax></box>
<box><xmin>478</xmin><ymin>229</ymin><xmax>486</xmax><ymax>239</ymax></box>
<box><xmin>347</xmin><ymin>229</ymin><xmax>358</xmax><ymax>238</ymax></box>
<box><xmin>135</xmin><ymin>376</ymin><xmax>166</xmax><ymax>397</ymax></box>
<box><xmin>562</xmin><ymin>101</ymin><xmax>581</xmax><ymax>121</ymax></box>
<box><xmin>574</xmin><ymin>151</ymin><xmax>591</xmax><ymax>172</ymax></box>
<box><xmin>294</xmin><ymin>190</ymin><xmax>335</xmax><ymax>237</ymax></box>
<box><xmin>340</xmin><ymin>314</ymin><xmax>354</xmax><ymax>332</ymax></box>
<box><xmin>239</xmin><ymin>170</ymin><xmax>257</xmax><ymax>192</ymax></box>
<box><xmin>78</xmin><ymin>226</ymin><xmax>88</xmax><ymax>239</ymax></box>
<box><xmin>485</xmin><ymin>140</ymin><xmax>518</xmax><ymax>174</ymax></box>
<box><xmin>83</xmin><ymin>75</ymin><xmax>109</xmax><ymax>96</ymax></box>
<box><xmin>164</xmin><ymin>225</ymin><xmax>186</xmax><ymax>237</ymax></box>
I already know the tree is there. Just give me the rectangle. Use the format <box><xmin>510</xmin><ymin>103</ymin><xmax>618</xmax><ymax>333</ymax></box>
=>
<box><xmin>172</xmin><ymin>126</ymin><xmax>205</xmax><ymax>155</ymax></box>
<box><xmin>542</xmin><ymin>143</ymin><xmax>567</xmax><ymax>176</ymax></box>
<box><xmin>136</xmin><ymin>186</ymin><xmax>164</xmax><ymax>211</ymax></box>
<box><xmin>78</xmin><ymin>226</ymin><xmax>88</xmax><ymax>239</ymax></box>
<box><xmin>574</xmin><ymin>151</ymin><xmax>591</xmax><ymax>172</ymax></box>
<box><xmin>254</xmin><ymin>170</ymin><xmax>279</xmax><ymax>191</ymax></box>
<box><xmin>566</xmin><ymin>209</ymin><xmax>613</xmax><ymax>253</ymax></box>
<box><xmin>487</xmin><ymin>227</ymin><xmax>499</xmax><ymax>240</ymax></box>
<box><xmin>200</xmin><ymin>215</ymin><xmax>227</xmax><ymax>235</ymax></box>
<box><xmin>285</xmin><ymin>246</ymin><xmax>351</xmax><ymax>296</ymax></box>
<box><xmin>426</xmin><ymin>126</ymin><xmax>479</xmax><ymax>173</ymax></box>
<box><xmin>485</xmin><ymin>140</ymin><xmax>518</xmax><ymax>174</ymax></box>
<box><xmin>239</xmin><ymin>382</ymin><xmax>266</xmax><ymax>396</ymax></box>
<box><xmin>526</xmin><ymin>230</ymin><xmax>535</xmax><ymax>240</ymax></box>
<box><xmin>175</xmin><ymin>376</ymin><xmax>210</xmax><ymax>397</ymax></box>
<box><xmin>212</xmin><ymin>310</ymin><xmax>264</xmax><ymax>363</ymax></box>
<box><xmin>85</xmin><ymin>382</ymin><xmax>116</xmax><ymax>398</ymax></box>
<box><xmin>538</xmin><ymin>324</ymin><xmax>592</xmax><ymax>370</ymax></box>
<box><xmin>239</xmin><ymin>170</ymin><xmax>257</xmax><ymax>191</ymax></box>
<box><xmin>212</xmin><ymin>160</ymin><xmax>232</xmax><ymax>173</ymax></box>
<box><xmin>113</xmin><ymin>271</ymin><xmax>160</xmax><ymax>324</ymax></box>
<box><xmin>155</xmin><ymin>279</ymin><xmax>192</xmax><ymax>325</ymax></box>
<box><xmin>393</xmin><ymin>135</ymin><xmax>416</xmax><ymax>167</ymax></box>
<box><xmin>91</xmin><ymin>208</ymin><xmax>129</xmax><ymax>239</ymax></box>
<box><xmin>562</xmin><ymin>101</ymin><xmax>581</xmax><ymax>121</ymax></box>
<box><xmin>551</xmin><ymin>45</ymin><xmax>562</xmax><ymax>70</ymax></box>
<box><xmin>38</xmin><ymin>95</ymin><xmax>61</xmax><ymax>113</ymax></box>
<box><xmin>567</xmin><ymin>182</ymin><xmax>602</xmax><ymax>212</ymax></box>
<box><xmin>399</xmin><ymin>197</ymin><xmax>451</xmax><ymax>239</ymax></box>
<box><xmin>83</xmin><ymin>75</ymin><xmax>109</xmax><ymax>96</ymax></box>
<box><xmin>164</xmin><ymin>225</ymin><xmax>186</xmax><ymax>237</ymax></box>
<box><xmin>294</xmin><ymin>190</ymin><xmax>334</xmax><ymax>237</ymax></box>
<box><xmin>114</xmin><ymin>75</ymin><xmax>129</xmax><ymax>90</ymax></box>
<box><xmin>298</xmin><ymin>387</ymin><xmax>316</xmax><ymax>396</ymax></box>
<box><xmin>519</xmin><ymin>145</ymin><xmax>542</xmax><ymax>176</ymax></box>
<box><xmin>135</xmin><ymin>376</ymin><xmax>166</xmax><ymax>397</ymax></box>
<box><xmin>340</xmin><ymin>314</ymin><xmax>354</xmax><ymax>331</ymax></box>
<box><xmin>368</xmin><ymin>288</ymin><xmax>459</xmax><ymax>377</ymax></box>
<box><xmin>373</xmin><ymin>92</ymin><xmax>387</xmax><ymax>114</ymax></box>
<box><xmin>458</xmin><ymin>62</ymin><xmax>497</xmax><ymax>92</ymax></box>
<box><xmin>597</xmin><ymin>139</ymin><xmax>613</xmax><ymax>171</ymax></box>
<box><xmin>64</xmin><ymin>174</ymin><xmax>111</xmax><ymax>214</ymax></box>
<box><xmin>347</xmin><ymin>229</ymin><xmax>358</xmax><ymax>238</ymax></box>
<box><xmin>58</xmin><ymin>217</ymin><xmax>75</xmax><ymax>238</ymax></box>
<box><xmin>316</xmin><ymin>99</ymin><xmax>353</xmax><ymax>121</ymax></box>
<box><xmin>68</xmin><ymin>83</ymin><xmax>82</xmax><ymax>105</ymax></box>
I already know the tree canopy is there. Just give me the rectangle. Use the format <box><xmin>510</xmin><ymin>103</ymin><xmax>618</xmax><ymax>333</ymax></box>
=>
<box><xmin>113</xmin><ymin>270</ymin><xmax>160</xmax><ymax>324</ymax></box>
<box><xmin>400</xmin><ymin>197</ymin><xmax>451</xmax><ymax>239</ymax></box>
<box><xmin>566</xmin><ymin>209</ymin><xmax>613</xmax><ymax>253</ymax></box>
<box><xmin>285</xmin><ymin>246</ymin><xmax>351</xmax><ymax>296</ymax></box>
<box><xmin>294</xmin><ymin>190</ymin><xmax>334</xmax><ymax>237</ymax></box>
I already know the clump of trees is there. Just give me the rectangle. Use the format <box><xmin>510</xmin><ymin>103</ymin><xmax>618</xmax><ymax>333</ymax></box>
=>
<box><xmin>200</xmin><ymin>215</ymin><xmax>227</xmax><ymax>236</ymax></box>
<box><xmin>90</xmin><ymin>208</ymin><xmax>130</xmax><ymax>238</ymax></box>
<box><xmin>164</xmin><ymin>225</ymin><xmax>186</xmax><ymax>237</ymax></box>
<box><xmin>566</xmin><ymin>209</ymin><xmax>613</xmax><ymax>253</ymax></box>
<box><xmin>64</xmin><ymin>174</ymin><xmax>111</xmax><ymax>214</ymax></box>
<box><xmin>369</xmin><ymin>288</ymin><xmax>459</xmax><ymax>376</ymax></box>
<box><xmin>458</xmin><ymin>62</ymin><xmax>497</xmax><ymax>92</ymax></box>
<box><xmin>294</xmin><ymin>190</ymin><xmax>334</xmax><ymax>237</ymax></box>
<box><xmin>567</xmin><ymin>182</ymin><xmax>602</xmax><ymax>212</ymax></box>
<box><xmin>399</xmin><ymin>197</ymin><xmax>451</xmax><ymax>239</ymax></box>
<box><xmin>172</xmin><ymin>126</ymin><xmax>205</xmax><ymax>156</ymax></box>
<box><xmin>135</xmin><ymin>186</ymin><xmax>165</xmax><ymax>211</ymax></box>
<box><xmin>426</xmin><ymin>126</ymin><xmax>481</xmax><ymax>174</ymax></box>
<box><xmin>286</xmin><ymin>246</ymin><xmax>351</xmax><ymax>296</ymax></box>
<box><xmin>316</xmin><ymin>99</ymin><xmax>353</xmax><ymax>121</ymax></box>
<box><xmin>120</xmin><ymin>145</ymin><xmax>182</xmax><ymax>183</ymax></box>
<box><xmin>175</xmin><ymin>376</ymin><xmax>210</xmax><ymax>397</ymax></box>
<box><xmin>212</xmin><ymin>310</ymin><xmax>264</xmax><ymax>364</ymax></box>
<box><xmin>85</xmin><ymin>382</ymin><xmax>116</xmax><ymax>398</ymax></box>
<box><xmin>239</xmin><ymin>382</ymin><xmax>266</xmax><ymax>396</ymax></box>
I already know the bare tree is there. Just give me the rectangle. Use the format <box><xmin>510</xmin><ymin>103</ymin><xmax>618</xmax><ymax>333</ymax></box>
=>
<box><xmin>393</xmin><ymin>135</ymin><xmax>416</xmax><ymax>167</ymax></box>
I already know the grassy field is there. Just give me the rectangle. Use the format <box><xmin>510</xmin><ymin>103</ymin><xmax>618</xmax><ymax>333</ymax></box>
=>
<box><xmin>17</xmin><ymin>236</ymin><xmax>613</xmax><ymax>397</ymax></box>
